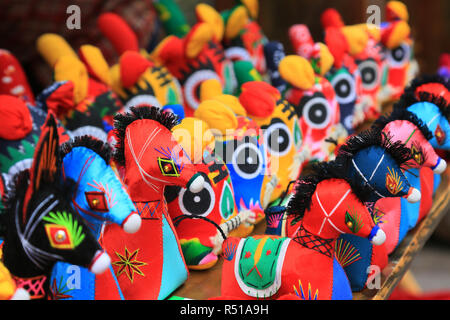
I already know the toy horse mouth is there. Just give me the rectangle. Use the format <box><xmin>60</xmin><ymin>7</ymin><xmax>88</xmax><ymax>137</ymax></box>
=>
<box><xmin>89</xmin><ymin>250</ymin><xmax>111</xmax><ymax>274</ymax></box>
<box><xmin>368</xmin><ymin>225</ymin><xmax>386</xmax><ymax>246</ymax></box>
<box><xmin>432</xmin><ymin>158</ymin><xmax>447</xmax><ymax>174</ymax></box>
<box><xmin>122</xmin><ymin>212</ymin><xmax>142</xmax><ymax>234</ymax></box>
<box><xmin>405</xmin><ymin>187</ymin><xmax>421</xmax><ymax>203</ymax></box>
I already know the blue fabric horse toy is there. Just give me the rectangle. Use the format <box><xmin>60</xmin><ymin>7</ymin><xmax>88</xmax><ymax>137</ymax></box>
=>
<box><xmin>50</xmin><ymin>136</ymin><xmax>140</xmax><ymax>300</ymax></box>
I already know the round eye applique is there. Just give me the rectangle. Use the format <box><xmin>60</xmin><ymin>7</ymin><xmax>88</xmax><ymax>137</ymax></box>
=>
<box><xmin>179</xmin><ymin>181</ymin><xmax>215</xmax><ymax>217</ymax></box>
<box><xmin>45</xmin><ymin>224</ymin><xmax>73</xmax><ymax>249</ymax></box>
<box><xmin>435</xmin><ymin>124</ymin><xmax>446</xmax><ymax>146</ymax></box>
<box><xmin>183</xmin><ymin>70</ymin><xmax>221</xmax><ymax>110</ymax></box>
<box><xmin>357</xmin><ymin>59</ymin><xmax>380</xmax><ymax>90</ymax></box>
<box><xmin>331</xmin><ymin>71</ymin><xmax>357</xmax><ymax>105</ymax></box>
<box><xmin>85</xmin><ymin>191</ymin><xmax>108</xmax><ymax>212</ymax></box>
<box><xmin>157</xmin><ymin>157</ymin><xmax>180</xmax><ymax>177</ymax></box>
<box><xmin>387</xmin><ymin>43</ymin><xmax>410</xmax><ymax>68</ymax></box>
<box><xmin>263</xmin><ymin>121</ymin><xmax>293</xmax><ymax>156</ymax></box>
<box><xmin>232</xmin><ymin>141</ymin><xmax>264</xmax><ymax>179</ymax></box>
<box><xmin>42</xmin><ymin>211</ymin><xmax>86</xmax><ymax>250</ymax></box>
<box><xmin>302</xmin><ymin>95</ymin><xmax>331</xmax><ymax>130</ymax></box>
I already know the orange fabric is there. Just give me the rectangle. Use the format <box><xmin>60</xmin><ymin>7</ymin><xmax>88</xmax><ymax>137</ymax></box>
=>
<box><xmin>0</xmin><ymin>95</ymin><xmax>33</xmax><ymax>140</ymax></box>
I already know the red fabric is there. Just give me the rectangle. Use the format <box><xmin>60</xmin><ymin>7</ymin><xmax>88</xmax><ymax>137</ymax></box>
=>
<box><xmin>97</xmin><ymin>12</ymin><xmax>140</xmax><ymax>55</ymax></box>
<box><xmin>119</xmin><ymin>51</ymin><xmax>153</xmax><ymax>88</ymax></box>
<box><xmin>239</xmin><ymin>82</ymin><xmax>279</xmax><ymax>118</ymax></box>
<box><xmin>0</xmin><ymin>50</ymin><xmax>34</xmax><ymax>104</ymax></box>
<box><xmin>377</xmin><ymin>197</ymin><xmax>402</xmax><ymax>255</ymax></box>
<box><xmin>415</xmin><ymin>83</ymin><xmax>450</xmax><ymax>104</ymax></box>
<box><xmin>417</xmin><ymin>167</ymin><xmax>434</xmax><ymax>222</ymax></box>
<box><xmin>45</xmin><ymin>81</ymin><xmax>76</xmax><ymax>117</ymax></box>
<box><xmin>0</xmin><ymin>94</ymin><xmax>33</xmax><ymax>140</ymax></box>
<box><xmin>321</xmin><ymin>8</ymin><xmax>345</xmax><ymax>29</ymax></box>
<box><xmin>94</xmin><ymin>268</ymin><xmax>123</xmax><ymax>300</ymax></box>
<box><xmin>324</xmin><ymin>27</ymin><xmax>349</xmax><ymax>68</ymax></box>
<box><xmin>389</xmin><ymin>287</ymin><xmax>450</xmax><ymax>300</ymax></box>
<box><xmin>439</xmin><ymin>53</ymin><xmax>450</xmax><ymax>69</ymax></box>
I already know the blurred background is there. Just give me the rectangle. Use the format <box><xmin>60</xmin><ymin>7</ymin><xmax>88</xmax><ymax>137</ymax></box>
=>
<box><xmin>0</xmin><ymin>0</ymin><xmax>448</xmax><ymax>295</ymax></box>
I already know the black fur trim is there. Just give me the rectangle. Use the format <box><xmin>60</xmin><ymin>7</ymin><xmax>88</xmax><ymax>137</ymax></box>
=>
<box><xmin>286</xmin><ymin>161</ymin><xmax>373</xmax><ymax>223</ymax></box>
<box><xmin>113</xmin><ymin>106</ymin><xmax>179</xmax><ymax>166</ymax></box>
<box><xmin>60</xmin><ymin>135</ymin><xmax>112</xmax><ymax>164</ymax></box>
<box><xmin>335</xmin><ymin>128</ymin><xmax>413</xmax><ymax>170</ymax></box>
<box><xmin>404</xmin><ymin>74</ymin><xmax>450</xmax><ymax>98</ymax></box>
<box><xmin>396</xmin><ymin>91</ymin><xmax>450</xmax><ymax>121</ymax></box>
<box><xmin>372</xmin><ymin>108</ymin><xmax>433</xmax><ymax>141</ymax></box>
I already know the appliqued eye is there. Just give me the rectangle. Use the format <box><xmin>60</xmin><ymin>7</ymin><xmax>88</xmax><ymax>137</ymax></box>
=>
<box><xmin>183</xmin><ymin>69</ymin><xmax>221</xmax><ymax>110</ymax></box>
<box><xmin>178</xmin><ymin>179</ymin><xmax>215</xmax><ymax>217</ymax></box>
<box><xmin>45</xmin><ymin>224</ymin><xmax>74</xmax><ymax>249</ymax></box>
<box><xmin>411</xmin><ymin>144</ymin><xmax>424</xmax><ymax>165</ymax></box>
<box><xmin>263</xmin><ymin>121</ymin><xmax>293</xmax><ymax>156</ymax></box>
<box><xmin>357</xmin><ymin>59</ymin><xmax>380</xmax><ymax>90</ymax></box>
<box><xmin>435</xmin><ymin>124</ymin><xmax>446</xmax><ymax>146</ymax></box>
<box><xmin>85</xmin><ymin>191</ymin><xmax>108</xmax><ymax>212</ymax></box>
<box><xmin>387</xmin><ymin>43</ymin><xmax>410</xmax><ymax>68</ymax></box>
<box><xmin>231</xmin><ymin>141</ymin><xmax>264</xmax><ymax>179</ymax></box>
<box><xmin>301</xmin><ymin>95</ymin><xmax>331</xmax><ymax>129</ymax></box>
<box><xmin>331</xmin><ymin>71</ymin><xmax>356</xmax><ymax>105</ymax></box>
<box><xmin>158</xmin><ymin>157</ymin><xmax>180</xmax><ymax>177</ymax></box>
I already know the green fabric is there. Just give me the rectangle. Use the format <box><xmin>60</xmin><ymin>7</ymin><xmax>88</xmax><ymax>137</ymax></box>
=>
<box><xmin>180</xmin><ymin>238</ymin><xmax>212</xmax><ymax>266</ymax></box>
<box><xmin>154</xmin><ymin>0</ymin><xmax>190</xmax><ymax>37</ymax></box>
<box><xmin>233</xmin><ymin>60</ymin><xmax>262</xmax><ymax>94</ymax></box>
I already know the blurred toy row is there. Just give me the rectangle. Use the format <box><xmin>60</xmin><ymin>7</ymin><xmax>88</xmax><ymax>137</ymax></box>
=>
<box><xmin>0</xmin><ymin>0</ymin><xmax>449</xmax><ymax>300</ymax></box>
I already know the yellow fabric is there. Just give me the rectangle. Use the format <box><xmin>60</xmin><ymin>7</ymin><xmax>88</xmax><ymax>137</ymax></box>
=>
<box><xmin>316</xmin><ymin>43</ymin><xmax>334</xmax><ymax>76</ymax></box>
<box><xmin>185</xmin><ymin>23</ymin><xmax>214</xmax><ymax>59</ymax></box>
<box><xmin>172</xmin><ymin>117</ymin><xmax>216</xmax><ymax>164</ymax></box>
<box><xmin>355</xmin><ymin>23</ymin><xmax>381</xmax><ymax>41</ymax></box>
<box><xmin>36</xmin><ymin>33</ymin><xmax>77</xmax><ymax>67</ymax></box>
<box><xmin>279</xmin><ymin>55</ymin><xmax>315</xmax><ymax>90</ymax></box>
<box><xmin>79</xmin><ymin>45</ymin><xmax>111</xmax><ymax>86</ymax></box>
<box><xmin>0</xmin><ymin>262</ymin><xmax>15</xmax><ymax>300</ymax></box>
<box><xmin>195</xmin><ymin>4</ymin><xmax>224</xmax><ymax>42</ymax></box>
<box><xmin>200</xmin><ymin>78</ymin><xmax>223</xmax><ymax>101</ymax></box>
<box><xmin>386</xmin><ymin>20</ymin><xmax>410</xmax><ymax>49</ymax></box>
<box><xmin>54</xmin><ymin>55</ymin><xmax>88</xmax><ymax>104</ymax></box>
<box><xmin>194</xmin><ymin>100</ymin><xmax>238</xmax><ymax>135</ymax></box>
<box><xmin>241</xmin><ymin>0</ymin><xmax>259</xmax><ymax>20</ymax></box>
<box><xmin>225</xmin><ymin>6</ymin><xmax>249</xmax><ymax>40</ymax></box>
<box><xmin>341</xmin><ymin>25</ymin><xmax>369</xmax><ymax>56</ymax></box>
<box><xmin>387</xmin><ymin>1</ymin><xmax>409</xmax><ymax>21</ymax></box>
<box><xmin>213</xmin><ymin>95</ymin><xmax>247</xmax><ymax>117</ymax></box>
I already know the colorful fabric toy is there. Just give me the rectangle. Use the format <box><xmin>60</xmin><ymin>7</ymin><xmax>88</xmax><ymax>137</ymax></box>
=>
<box><xmin>0</xmin><ymin>50</ymin><xmax>35</xmax><ymax>104</ymax></box>
<box><xmin>0</xmin><ymin>113</ymin><xmax>110</xmax><ymax>299</ymax></box>
<box><xmin>403</xmin><ymin>74</ymin><xmax>450</xmax><ymax>105</ymax></box>
<box><xmin>263</xmin><ymin>41</ymin><xmax>288</xmax><ymax>93</ymax></box>
<box><xmin>97</xmin><ymin>12</ymin><xmax>184</xmax><ymax>111</ymax></box>
<box><xmin>194</xmin><ymin>96</ymin><xmax>270</xmax><ymax>224</ymax></box>
<box><xmin>278</xmin><ymin>53</ymin><xmax>347</xmax><ymax>161</ymax></box>
<box><xmin>100</xmin><ymin>106</ymin><xmax>205</xmax><ymax>300</ymax></box>
<box><xmin>151</xmin><ymin>4</ymin><xmax>238</xmax><ymax>116</ymax></box>
<box><xmin>165</xmin><ymin>117</ymin><xmax>255</xmax><ymax>270</ymax></box>
<box><xmin>220</xmin><ymin>0</ymin><xmax>268</xmax><ymax>76</ymax></box>
<box><xmin>238</xmin><ymin>81</ymin><xmax>307</xmax><ymax>206</ymax></box>
<box><xmin>218</xmin><ymin>161</ymin><xmax>386</xmax><ymax>300</ymax></box>
<box><xmin>438</xmin><ymin>53</ymin><xmax>450</xmax><ymax>79</ymax></box>
<box><xmin>50</xmin><ymin>136</ymin><xmax>141</xmax><ymax>300</ymax></box>
<box><xmin>36</xmin><ymin>33</ymin><xmax>123</xmax><ymax>142</ymax></box>
<box><xmin>0</xmin><ymin>95</ymin><xmax>70</xmax><ymax>188</ymax></box>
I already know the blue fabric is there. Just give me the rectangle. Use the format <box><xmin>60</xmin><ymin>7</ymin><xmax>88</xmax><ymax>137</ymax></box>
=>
<box><xmin>158</xmin><ymin>212</ymin><xmax>188</xmax><ymax>300</ymax></box>
<box><xmin>347</xmin><ymin>146</ymin><xmax>411</xmax><ymax>202</ymax></box>
<box><xmin>397</xmin><ymin>197</ymin><xmax>411</xmax><ymax>248</ymax></box>
<box><xmin>50</xmin><ymin>262</ymin><xmax>95</xmax><ymax>300</ymax></box>
<box><xmin>331</xmin><ymin>256</ymin><xmax>353</xmax><ymax>300</ymax></box>
<box><xmin>337</xmin><ymin>234</ymin><xmax>373</xmax><ymax>292</ymax></box>
<box><xmin>263</xmin><ymin>41</ymin><xmax>287</xmax><ymax>93</ymax></box>
<box><xmin>408</xmin><ymin>102</ymin><xmax>450</xmax><ymax>149</ymax></box>
<box><xmin>403</xmin><ymin>168</ymin><xmax>421</xmax><ymax>230</ymax></box>
<box><xmin>162</xmin><ymin>104</ymin><xmax>185</xmax><ymax>122</ymax></box>
<box><xmin>433</xmin><ymin>173</ymin><xmax>441</xmax><ymax>194</ymax></box>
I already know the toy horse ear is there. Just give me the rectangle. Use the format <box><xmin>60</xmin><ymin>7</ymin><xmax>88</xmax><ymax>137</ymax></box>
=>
<box><xmin>150</xmin><ymin>35</ymin><xmax>180</xmax><ymax>65</ymax></box>
<box><xmin>78</xmin><ymin>45</ymin><xmax>112</xmax><ymax>86</ymax></box>
<box><xmin>320</xmin><ymin>8</ymin><xmax>345</xmax><ymax>29</ymax></box>
<box><xmin>23</xmin><ymin>112</ymin><xmax>60</xmax><ymax>220</ymax></box>
<box><xmin>200</xmin><ymin>78</ymin><xmax>223</xmax><ymax>101</ymax></box>
<box><xmin>194</xmin><ymin>100</ymin><xmax>238</xmax><ymax>135</ymax></box>
<box><xmin>0</xmin><ymin>50</ymin><xmax>35</xmax><ymax>103</ymax></box>
<box><xmin>315</xmin><ymin>43</ymin><xmax>334</xmax><ymax>76</ymax></box>
<box><xmin>279</xmin><ymin>55</ymin><xmax>315</xmax><ymax>90</ymax></box>
<box><xmin>386</xmin><ymin>0</ymin><xmax>409</xmax><ymax>22</ymax></box>
<box><xmin>195</xmin><ymin>4</ymin><xmax>224</xmax><ymax>42</ymax></box>
<box><xmin>288</xmin><ymin>24</ymin><xmax>315</xmax><ymax>58</ymax></box>
<box><xmin>341</xmin><ymin>25</ymin><xmax>369</xmax><ymax>56</ymax></box>
<box><xmin>381</xmin><ymin>20</ymin><xmax>410</xmax><ymax>49</ymax></box>
<box><xmin>36</xmin><ymin>33</ymin><xmax>78</xmax><ymax>68</ymax></box>
<box><xmin>323</xmin><ymin>27</ymin><xmax>349</xmax><ymax>68</ymax></box>
<box><xmin>118</xmin><ymin>51</ymin><xmax>153</xmax><ymax>88</ymax></box>
<box><xmin>223</xmin><ymin>5</ymin><xmax>249</xmax><ymax>40</ymax></box>
<box><xmin>97</xmin><ymin>12</ymin><xmax>140</xmax><ymax>56</ymax></box>
<box><xmin>54</xmin><ymin>55</ymin><xmax>88</xmax><ymax>105</ymax></box>
<box><xmin>184</xmin><ymin>22</ymin><xmax>214</xmax><ymax>59</ymax></box>
<box><xmin>0</xmin><ymin>95</ymin><xmax>33</xmax><ymax>140</ymax></box>
<box><xmin>239</xmin><ymin>81</ymin><xmax>279</xmax><ymax>118</ymax></box>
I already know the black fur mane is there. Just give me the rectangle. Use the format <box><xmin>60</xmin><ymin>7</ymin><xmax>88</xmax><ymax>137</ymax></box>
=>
<box><xmin>60</xmin><ymin>135</ymin><xmax>112</xmax><ymax>164</ymax></box>
<box><xmin>371</xmin><ymin>108</ymin><xmax>433</xmax><ymax>141</ymax></box>
<box><xmin>286</xmin><ymin>161</ymin><xmax>373</xmax><ymax>224</ymax></box>
<box><xmin>335</xmin><ymin>128</ymin><xmax>413</xmax><ymax>171</ymax></box>
<box><xmin>113</xmin><ymin>106</ymin><xmax>179</xmax><ymax>166</ymax></box>
<box><xmin>403</xmin><ymin>74</ymin><xmax>450</xmax><ymax>98</ymax></box>
<box><xmin>396</xmin><ymin>91</ymin><xmax>450</xmax><ymax>121</ymax></box>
